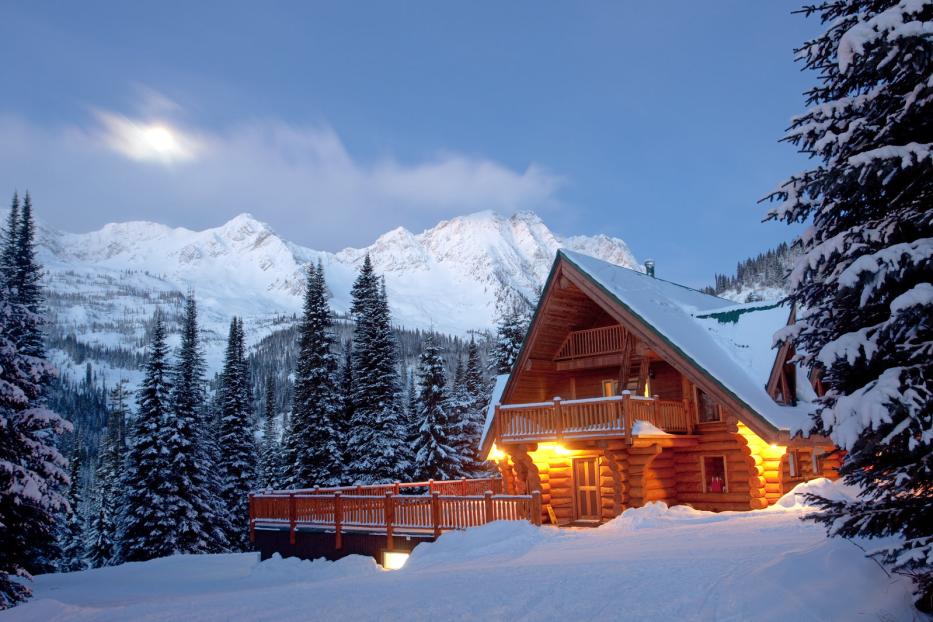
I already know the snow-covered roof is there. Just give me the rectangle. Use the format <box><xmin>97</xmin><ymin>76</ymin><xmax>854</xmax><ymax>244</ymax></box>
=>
<box><xmin>479</xmin><ymin>374</ymin><xmax>510</xmax><ymax>452</ymax></box>
<box><xmin>557</xmin><ymin>250</ymin><xmax>813</xmax><ymax>435</ymax></box>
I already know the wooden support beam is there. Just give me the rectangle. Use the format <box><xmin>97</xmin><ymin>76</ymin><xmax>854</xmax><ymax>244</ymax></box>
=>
<box><xmin>384</xmin><ymin>492</ymin><xmax>395</xmax><ymax>551</ymax></box>
<box><xmin>484</xmin><ymin>491</ymin><xmax>495</xmax><ymax>523</ymax></box>
<box><xmin>334</xmin><ymin>492</ymin><xmax>343</xmax><ymax>550</ymax></box>
<box><xmin>531</xmin><ymin>491</ymin><xmax>543</xmax><ymax>526</ymax></box>
<box><xmin>431</xmin><ymin>491</ymin><xmax>442</xmax><ymax>538</ymax></box>
<box><xmin>288</xmin><ymin>493</ymin><xmax>296</xmax><ymax>545</ymax></box>
<box><xmin>248</xmin><ymin>493</ymin><xmax>255</xmax><ymax>544</ymax></box>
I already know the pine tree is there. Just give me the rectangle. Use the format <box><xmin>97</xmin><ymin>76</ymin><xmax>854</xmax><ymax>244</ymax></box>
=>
<box><xmin>59</xmin><ymin>442</ymin><xmax>86</xmax><ymax>572</ymax></box>
<box><xmin>491</xmin><ymin>297</ymin><xmax>530</xmax><ymax>375</ymax></box>
<box><xmin>118</xmin><ymin>312</ymin><xmax>176</xmax><ymax>562</ymax></box>
<box><xmin>217</xmin><ymin>317</ymin><xmax>258</xmax><ymax>550</ymax></box>
<box><xmin>335</xmin><ymin>337</ymin><xmax>355</xmax><ymax>468</ymax></box>
<box><xmin>169</xmin><ymin>294</ymin><xmax>229</xmax><ymax>555</ymax></box>
<box><xmin>765</xmin><ymin>1</ymin><xmax>932</xmax><ymax>609</ymax></box>
<box><xmin>286</xmin><ymin>262</ymin><xmax>342</xmax><ymax>487</ymax></box>
<box><xmin>0</xmin><ymin>194</ymin><xmax>70</xmax><ymax>608</ymax></box>
<box><xmin>86</xmin><ymin>382</ymin><xmax>128</xmax><ymax>568</ymax></box>
<box><xmin>0</xmin><ymin>193</ymin><xmax>19</xmax><ymax>291</ymax></box>
<box><xmin>460</xmin><ymin>339</ymin><xmax>490</xmax><ymax>475</ymax></box>
<box><xmin>13</xmin><ymin>193</ymin><xmax>44</xmax><ymax>358</ymax></box>
<box><xmin>413</xmin><ymin>335</ymin><xmax>462</xmax><ymax>481</ymax></box>
<box><xmin>348</xmin><ymin>263</ymin><xmax>408</xmax><ymax>483</ymax></box>
<box><xmin>257</xmin><ymin>373</ymin><xmax>282</xmax><ymax>490</ymax></box>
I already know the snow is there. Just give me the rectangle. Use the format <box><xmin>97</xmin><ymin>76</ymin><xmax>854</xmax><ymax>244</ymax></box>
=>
<box><xmin>559</xmin><ymin>251</ymin><xmax>813</xmax><ymax>435</ymax></box>
<box><xmin>837</xmin><ymin>0</ymin><xmax>933</xmax><ymax>73</ymax></box>
<box><xmin>631</xmin><ymin>420</ymin><xmax>670</xmax><ymax>436</ymax></box>
<box><xmin>479</xmin><ymin>374</ymin><xmax>509</xmax><ymax>451</ymax></box>
<box><xmin>4</xmin><ymin>481</ymin><xmax>916</xmax><ymax>621</ymax></box>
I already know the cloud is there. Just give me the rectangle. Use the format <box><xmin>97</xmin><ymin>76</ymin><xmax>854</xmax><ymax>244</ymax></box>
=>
<box><xmin>0</xmin><ymin>97</ymin><xmax>563</xmax><ymax>249</ymax></box>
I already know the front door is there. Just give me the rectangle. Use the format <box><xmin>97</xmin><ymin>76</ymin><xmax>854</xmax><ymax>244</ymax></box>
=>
<box><xmin>573</xmin><ymin>457</ymin><xmax>600</xmax><ymax>521</ymax></box>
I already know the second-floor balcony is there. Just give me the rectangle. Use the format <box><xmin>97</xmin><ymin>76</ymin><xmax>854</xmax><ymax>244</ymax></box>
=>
<box><xmin>493</xmin><ymin>394</ymin><xmax>692</xmax><ymax>445</ymax></box>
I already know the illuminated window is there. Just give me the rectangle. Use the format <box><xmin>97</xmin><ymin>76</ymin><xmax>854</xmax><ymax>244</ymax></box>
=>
<box><xmin>383</xmin><ymin>551</ymin><xmax>410</xmax><ymax>570</ymax></box>
<box><xmin>602</xmin><ymin>379</ymin><xmax>617</xmax><ymax>397</ymax></box>
<box><xmin>702</xmin><ymin>456</ymin><xmax>727</xmax><ymax>493</ymax></box>
<box><xmin>696</xmin><ymin>388</ymin><xmax>721</xmax><ymax>423</ymax></box>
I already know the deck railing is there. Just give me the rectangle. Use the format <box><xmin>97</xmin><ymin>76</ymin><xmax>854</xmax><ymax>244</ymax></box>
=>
<box><xmin>556</xmin><ymin>324</ymin><xmax>625</xmax><ymax>360</ymax></box>
<box><xmin>495</xmin><ymin>393</ymin><xmax>691</xmax><ymax>444</ymax></box>
<box><xmin>249</xmin><ymin>477</ymin><xmax>538</xmax><ymax>551</ymax></box>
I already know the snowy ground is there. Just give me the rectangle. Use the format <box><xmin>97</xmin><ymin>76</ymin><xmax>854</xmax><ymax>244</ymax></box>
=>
<box><xmin>3</xmin><ymin>480</ymin><xmax>919</xmax><ymax>621</ymax></box>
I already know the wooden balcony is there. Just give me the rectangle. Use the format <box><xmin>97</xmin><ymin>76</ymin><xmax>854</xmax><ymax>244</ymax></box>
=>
<box><xmin>494</xmin><ymin>394</ymin><xmax>692</xmax><ymax>445</ymax></box>
<box><xmin>555</xmin><ymin>324</ymin><xmax>625</xmax><ymax>360</ymax></box>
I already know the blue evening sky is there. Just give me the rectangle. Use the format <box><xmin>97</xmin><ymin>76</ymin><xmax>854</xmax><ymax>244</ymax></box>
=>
<box><xmin>0</xmin><ymin>1</ymin><xmax>817</xmax><ymax>287</ymax></box>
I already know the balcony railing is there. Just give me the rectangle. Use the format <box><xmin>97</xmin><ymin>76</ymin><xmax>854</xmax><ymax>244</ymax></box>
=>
<box><xmin>556</xmin><ymin>324</ymin><xmax>625</xmax><ymax>360</ymax></box>
<box><xmin>495</xmin><ymin>394</ymin><xmax>691</xmax><ymax>444</ymax></box>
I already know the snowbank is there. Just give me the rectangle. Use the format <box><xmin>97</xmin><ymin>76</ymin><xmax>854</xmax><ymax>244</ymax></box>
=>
<box><xmin>3</xmin><ymin>480</ymin><xmax>916</xmax><ymax>621</ymax></box>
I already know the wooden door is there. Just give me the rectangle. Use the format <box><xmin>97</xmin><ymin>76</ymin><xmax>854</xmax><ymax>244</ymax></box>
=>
<box><xmin>573</xmin><ymin>457</ymin><xmax>600</xmax><ymax>521</ymax></box>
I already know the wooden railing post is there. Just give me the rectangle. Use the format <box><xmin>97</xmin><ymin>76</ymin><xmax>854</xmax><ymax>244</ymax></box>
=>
<box><xmin>249</xmin><ymin>493</ymin><xmax>256</xmax><ymax>544</ymax></box>
<box><xmin>384</xmin><ymin>491</ymin><xmax>395</xmax><ymax>551</ymax></box>
<box><xmin>623</xmin><ymin>391</ymin><xmax>633</xmax><ymax>445</ymax></box>
<box><xmin>394</xmin><ymin>481</ymin><xmax>401</xmax><ymax>495</ymax></box>
<box><xmin>484</xmin><ymin>490</ymin><xmax>494</xmax><ymax>524</ymax></box>
<box><xmin>684</xmin><ymin>398</ymin><xmax>694</xmax><ymax>434</ymax></box>
<box><xmin>553</xmin><ymin>397</ymin><xmax>563</xmax><ymax>440</ymax></box>
<box><xmin>652</xmin><ymin>394</ymin><xmax>660</xmax><ymax>428</ymax></box>
<box><xmin>288</xmin><ymin>493</ymin><xmax>297</xmax><ymax>545</ymax></box>
<box><xmin>428</xmin><ymin>479</ymin><xmax>435</xmax><ymax>495</ymax></box>
<box><xmin>334</xmin><ymin>492</ymin><xmax>343</xmax><ymax>550</ymax></box>
<box><xmin>431</xmin><ymin>491</ymin><xmax>441</xmax><ymax>538</ymax></box>
<box><xmin>530</xmin><ymin>490</ymin><xmax>542</xmax><ymax>526</ymax></box>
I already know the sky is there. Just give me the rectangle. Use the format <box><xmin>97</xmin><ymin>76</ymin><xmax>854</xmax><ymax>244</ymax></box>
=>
<box><xmin>0</xmin><ymin>1</ymin><xmax>819</xmax><ymax>287</ymax></box>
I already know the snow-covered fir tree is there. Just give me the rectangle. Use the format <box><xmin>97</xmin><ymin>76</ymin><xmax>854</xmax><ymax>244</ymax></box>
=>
<box><xmin>257</xmin><ymin>373</ymin><xmax>282</xmax><ymax>490</ymax></box>
<box><xmin>413</xmin><ymin>335</ymin><xmax>462</xmax><ymax>481</ymax></box>
<box><xmin>460</xmin><ymin>339</ymin><xmax>491</xmax><ymax>475</ymax></box>
<box><xmin>217</xmin><ymin>317</ymin><xmax>257</xmax><ymax>550</ymax></box>
<box><xmin>118</xmin><ymin>311</ymin><xmax>176</xmax><ymax>562</ymax></box>
<box><xmin>59</xmin><ymin>442</ymin><xmax>87</xmax><ymax>572</ymax></box>
<box><xmin>335</xmin><ymin>337</ymin><xmax>355</xmax><ymax>468</ymax></box>
<box><xmin>169</xmin><ymin>295</ymin><xmax>230</xmax><ymax>555</ymax></box>
<box><xmin>0</xmin><ymin>193</ymin><xmax>70</xmax><ymax>608</ymax></box>
<box><xmin>490</xmin><ymin>296</ymin><xmax>530</xmax><ymax>375</ymax></box>
<box><xmin>765</xmin><ymin>1</ymin><xmax>932</xmax><ymax>609</ymax></box>
<box><xmin>86</xmin><ymin>382</ymin><xmax>128</xmax><ymax>568</ymax></box>
<box><xmin>347</xmin><ymin>257</ymin><xmax>409</xmax><ymax>483</ymax></box>
<box><xmin>285</xmin><ymin>262</ymin><xmax>342</xmax><ymax>487</ymax></box>
<box><xmin>404</xmin><ymin>368</ymin><xmax>418</xmax><ymax>444</ymax></box>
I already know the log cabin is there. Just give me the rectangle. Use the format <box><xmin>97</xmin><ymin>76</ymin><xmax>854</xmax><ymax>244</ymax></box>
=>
<box><xmin>480</xmin><ymin>250</ymin><xmax>840</xmax><ymax>524</ymax></box>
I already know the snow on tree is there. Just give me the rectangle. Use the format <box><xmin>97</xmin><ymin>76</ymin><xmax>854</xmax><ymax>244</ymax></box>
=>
<box><xmin>169</xmin><ymin>294</ymin><xmax>230</xmax><ymax>555</ymax></box>
<box><xmin>460</xmin><ymin>339</ymin><xmax>492</xmax><ymax>475</ymax></box>
<box><xmin>59</xmin><ymin>441</ymin><xmax>87</xmax><ymax>572</ymax></box>
<box><xmin>765</xmin><ymin>1</ymin><xmax>932</xmax><ymax>609</ymax></box>
<box><xmin>86</xmin><ymin>382</ymin><xmax>128</xmax><ymax>568</ymax></box>
<box><xmin>118</xmin><ymin>311</ymin><xmax>176</xmax><ymax>562</ymax></box>
<box><xmin>335</xmin><ymin>337</ymin><xmax>355</xmax><ymax>468</ymax></box>
<box><xmin>347</xmin><ymin>257</ymin><xmax>409</xmax><ymax>483</ymax></box>
<box><xmin>0</xmin><ymin>193</ymin><xmax>70</xmax><ymax>608</ymax></box>
<box><xmin>257</xmin><ymin>373</ymin><xmax>282</xmax><ymax>490</ymax></box>
<box><xmin>217</xmin><ymin>317</ymin><xmax>258</xmax><ymax>550</ymax></box>
<box><xmin>0</xmin><ymin>193</ymin><xmax>19</xmax><ymax>292</ymax></box>
<box><xmin>413</xmin><ymin>335</ymin><xmax>462</xmax><ymax>481</ymax></box>
<box><xmin>490</xmin><ymin>295</ymin><xmax>531</xmax><ymax>375</ymax></box>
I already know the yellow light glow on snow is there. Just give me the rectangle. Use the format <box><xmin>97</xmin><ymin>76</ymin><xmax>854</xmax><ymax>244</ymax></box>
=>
<box><xmin>383</xmin><ymin>551</ymin><xmax>410</xmax><ymax>570</ymax></box>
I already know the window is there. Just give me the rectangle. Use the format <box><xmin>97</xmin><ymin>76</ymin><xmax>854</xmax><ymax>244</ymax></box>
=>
<box><xmin>602</xmin><ymin>379</ymin><xmax>617</xmax><ymax>397</ymax></box>
<box><xmin>702</xmin><ymin>456</ymin><xmax>727</xmax><ymax>493</ymax></box>
<box><xmin>788</xmin><ymin>449</ymin><xmax>803</xmax><ymax>479</ymax></box>
<box><xmin>696</xmin><ymin>388</ymin><xmax>721</xmax><ymax>423</ymax></box>
<box><xmin>811</xmin><ymin>452</ymin><xmax>823</xmax><ymax>476</ymax></box>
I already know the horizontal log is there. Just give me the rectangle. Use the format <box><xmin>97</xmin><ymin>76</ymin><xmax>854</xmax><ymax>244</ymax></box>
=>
<box><xmin>678</xmin><ymin>492</ymin><xmax>751</xmax><ymax>504</ymax></box>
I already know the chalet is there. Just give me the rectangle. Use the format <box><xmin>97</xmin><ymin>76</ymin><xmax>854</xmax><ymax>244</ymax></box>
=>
<box><xmin>480</xmin><ymin>250</ymin><xmax>840</xmax><ymax>523</ymax></box>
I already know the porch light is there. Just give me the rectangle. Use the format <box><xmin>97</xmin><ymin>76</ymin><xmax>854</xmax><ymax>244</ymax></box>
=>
<box><xmin>383</xmin><ymin>551</ymin><xmax>410</xmax><ymax>570</ymax></box>
<box><xmin>488</xmin><ymin>443</ymin><xmax>505</xmax><ymax>461</ymax></box>
<box><xmin>538</xmin><ymin>442</ymin><xmax>571</xmax><ymax>456</ymax></box>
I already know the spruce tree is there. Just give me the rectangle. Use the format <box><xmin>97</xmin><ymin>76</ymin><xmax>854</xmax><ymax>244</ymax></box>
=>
<box><xmin>413</xmin><ymin>335</ymin><xmax>461</xmax><ymax>481</ymax></box>
<box><xmin>491</xmin><ymin>297</ymin><xmax>529</xmax><ymax>375</ymax></box>
<box><xmin>257</xmin><ymin>373</ymin><xmax>282</xmax><ymax>490</ymax></box>
<box><xmin>348</xmin><ymin>264</ymin><xmax>408</xmax><ymax>483</ymax></box>
<box><xmin>119</xmin><ymin>312</ymin><xmax>176</xmax><ymax>562</ymax></box>
<box><xmin>765</xmin><ymin>1</ymin><xmax>932</xmax><ymax>609</ymax></box>
<box><xmin>169</xmin><ymin>294</ymin><xmax>229</xmax><ymax>555</ymax></box>
<box><xmin>460</xmin><ymin>339</ymin><xmax>490</xmax><ymax>475</ymax></box>
<box><xmin>217</xmin><ymin>317</ymin><xmax>257</xmax><ymax>550</ymax></box>
<box><xmin>59</xmin><ymin>443</ymin><xmax>86</xmax><ymax>572</ymax></box>
<box><xmin>334</xmin><ymin>337</ymin><xmax>355</xmax><ymax>469</ymax></box>
<box><xmin>0</xmin><ymin>193</ymin><xmax>19</xmax><ymax>290</ymax></box>
<box><xmin>0</xmin><ymin>194</ymin><xmax>69</xmax><ymax>608</ymax></box>
<box><xmin>13</xmin><ymin>192</ymin><xmax>44</xmax><ymax>358</ymax></box>
<box><xmin>287</xmin><ymin>262</ymin><xmax>342</xmax><ymax>487</ymax></box>
<box><xmin>86</xmin><ymin>383</ymin><xmax>127</xmax><ymax>568</ymax></box>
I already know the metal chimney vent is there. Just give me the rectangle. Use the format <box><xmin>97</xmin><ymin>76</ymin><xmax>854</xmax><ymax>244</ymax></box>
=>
<box><xmin>644</xmin><ymin>259</ymin><xmax>656</xmax><ymax>278</ymax></box>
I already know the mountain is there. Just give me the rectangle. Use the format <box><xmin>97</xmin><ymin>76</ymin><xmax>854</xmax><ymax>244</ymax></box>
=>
<box><xmin>34</xmin><ymin>210</ymin><xmax>640</xmax><ymax>384</ymax></box>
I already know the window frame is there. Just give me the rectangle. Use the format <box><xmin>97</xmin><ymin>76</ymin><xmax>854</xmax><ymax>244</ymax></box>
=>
<box><xmin>694</xmin><ymin>387</ymin><xmax>722</xmax><ymax>424</ymax></box>
<box><xmin>700</xmin><ymin>454</ymin><xmax>728</xmax><ymax>494</ymax></box>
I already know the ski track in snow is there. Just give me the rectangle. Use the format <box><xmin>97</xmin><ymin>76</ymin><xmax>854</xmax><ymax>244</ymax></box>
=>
<box><xmin>3</xmin><ymin>481</ymin><xmax>917</xmax><ymax>622</ymax></box>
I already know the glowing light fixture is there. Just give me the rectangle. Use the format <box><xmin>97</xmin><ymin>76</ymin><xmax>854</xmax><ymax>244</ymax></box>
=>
<box><xmin>383</xmin><ymin>551</ymin><xmax>410</xmax><ymax>570</ymax></box>
<box><xmin>488</xmin><ymin>443</ymin><xmax>505</xmax><ymax>461</ymax></box>
<box><xmin>537</xmin><ymin>442</ymin><xmax>571</xmax><ymax>456</ymax></box>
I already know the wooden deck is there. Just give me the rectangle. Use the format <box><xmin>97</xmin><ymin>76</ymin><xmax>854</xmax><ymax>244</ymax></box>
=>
<box><xmin>494</xmin><ymin>393</ymin><xmax>692</xmax><ymax>444</ymax></box>
<box><xmin>249</xmin><ymin>477</ymin><xmax>541</xmax><ymax>556</ymax></box>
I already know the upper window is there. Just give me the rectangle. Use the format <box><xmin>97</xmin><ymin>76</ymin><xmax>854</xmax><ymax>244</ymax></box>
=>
<box><xmin>696</xmin><ymin>388</ymin><xmax>721</xmax><ymax>423</ymax></box>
